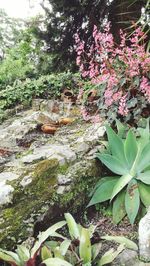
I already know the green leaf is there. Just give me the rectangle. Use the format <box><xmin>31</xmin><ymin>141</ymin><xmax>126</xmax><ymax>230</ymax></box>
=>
<box><xmin>124</xmin><ymin>130</ymin><xmax>138</xmax><ymax>167</ymax></box>
<box><xmin>111</xmin><ymin>173</ymin><xmax>133</xmax><ymax>200</ymax></box>
<box><xmin>88</xmin><ymin>178</ymin><xmax>118</xmax><ymax>206</ymax></box>
<box><xmin>101</xmin><ymin>236</ymin><xmax>138</xmax><ymax>251</ymax></box>
<box><xmin>90</xmin><ymin>176</ymin><xmax>119</xmax><ymax>197</ymax></box>
<box><xmin>41</xmin><ymin>246</ymin><xmax>52</xmax><ymax>261</ymax></box>
<box><xmin>60</xmin><ymin>240</ymin><xmax>71</xmax><ymax>256</ymax></box>
<box><xmin>31</xmin><ymin>221</ymin><xmax>66</xmax><ymax>257</ymax></box>
<box><xmin>125</xmin><ymin>179</ymin><xmax>140</xmax><ymax>224</ymax></box>
<box><xmin>138</xmin><ymin>118</ymin><xmax>149</xmax><ymax>147</ymax></box>
<box><xmin>99</xmin><ymin>244</ymin><xmax>125</xmax><ymax>266</ymax></box>
<box><xmin>137</xmin><ymin>142</ymin><xmax>150</xmax><ymax>172</ymax></box>
<box><xmin>16</xmin><ymin>245</ymin><xmax>30</xmax><ymax>263</ymax></box>
<box><xmin>92</xmin><ymin>243</ymin><xmax>102</xmax><ymax>260</ymax></box>
<box><xmin>113</xmin><ymin>190</ymin><xmax>126</xmax><ymax>224</ymax></box>
<box><xmin>0</xmin><ymin>250</ymin><xmax>19</xmax><ymax>265</ymax></box>
<box><xmin>136</xmin><ymin>171</ymin><xmax>150</xmax><ymax>184</ymax></box>
<box><xmin>42</xmin><ymin>258</ymin><xmax>73</xmax><ymax>266</ymax></box>
<box><xmin>65</xmin><ymin>213</ymin><xmax>80</xmax><ymax>240</ymax></box>
<box><xmin>79</xmin><ymin>228</ymin><xmax>92</xmax><ymax>264</ymax></box>
<box><xmin>138</xmin><ymin>182</ymin><xmax>150</xmax><ymax>207</ymax></box>
<box><xmin>97</xmin><ymin>154</ymin><xmax>128</xmax><ymax>175</ymax></box>
<box><xmin>116</xmin><ymin>119</ymin><xmax>127</xmax><ymax>138</ymax></box>
<box><xmin>106</xmin><ymin>126</ymin><xmax>127</xmax><ymax>164</ymax></box>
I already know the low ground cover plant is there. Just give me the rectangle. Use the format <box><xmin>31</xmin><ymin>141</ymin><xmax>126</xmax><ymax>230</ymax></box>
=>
<box><xmin>75</xmin><ymin>23</ymin><xmax>150</xmax><ymax>124</ymax></box>
<box><xmin>88</xmin><ymin>119</ymin><xmax>150</xmax><ymax>224</ymax></box>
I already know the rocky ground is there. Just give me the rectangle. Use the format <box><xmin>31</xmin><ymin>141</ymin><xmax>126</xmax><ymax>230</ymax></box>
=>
<box><xmin>0</xmin><ymin>100</ymin><xmax>149</xmax><ymax>265</ymax></box>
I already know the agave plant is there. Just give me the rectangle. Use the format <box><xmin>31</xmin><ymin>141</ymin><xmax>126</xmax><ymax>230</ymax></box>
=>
<box><xmin>88</xmin><ymin>119</ymin><xmax>150</xmax><ymax>224</ymax></box>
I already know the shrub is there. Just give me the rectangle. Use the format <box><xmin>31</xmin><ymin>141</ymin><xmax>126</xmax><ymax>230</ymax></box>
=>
<box><xmin>75</xmin><ymin>24</ymin><xmax>150</xmax><ymax>124</ymax></box>
<box><xmin>0</xmin><ymin>72</ymin><xmax>81</xmax><ymax>111</ymax></box>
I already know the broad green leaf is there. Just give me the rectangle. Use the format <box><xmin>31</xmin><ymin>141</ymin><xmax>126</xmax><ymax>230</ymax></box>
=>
<box><xmin>31</xmin><ymin>221</ymin><xmax>66</xmax><ymax>257</ymax></box>
<box><xmin>42</xmin><ymin>257</ymin><xmax>73</xmax><ymax>266</ymax></box>
<box><xmin>125</xmin><ymin>179</ymin><xmax>140</xmax><ymax>224</ymax></box>
<box><xmin>0</xmin><ymin>249</ymin><xmax>21</xmax><ymax>265</ymax></box>
<box><xmin>16</xmin><ymin>245</ymin><xmax>30</xmax><ymax>263</ymax></box>
<box><xmin>99</xmin><ymin>244</ymin><xmax>125</xmax><ymax>266</ymax></box>
<box><xmin>0</xmin><ymin>250</ymin><xmax>19</xmax><ymax>265</ymax></box>
<box><xmin>41</xmin><ymin>246</ymin><xmax>52</xmax><ymax>261</ymax></box>
<box><xmin>112</xmin><ymin>190</ymin><xmax>126</xmax><ymax>224</ymax></box>
<box><xmin>139</xmin><ymin>183</ymin><xmax>150</xmax><ymax>207</ymax></box>
<box><xmin>101</xmin><ymin>236</ymin><xmax>138</xmax><ymax>251</ymax></box>
<box><xmin>92</xmin><ymin>243</ymin><xmax>102</xmax><ymax>260</ymax></box>
<box><xmin>136</xmin><ymin>171</ymin><xmax>150</xmax><ymax>184</ymax></box>
<box><xmin>60</xmin><ymin>240</ymin><xmax>71</xmax><ymax>256</ymax></box>
<box><xmin>137</xmin><ymin>142</ymin><xmax>150</xmax><ymax>172</ymax></box>
<box><xmin>90</xmin><ymin>176</ymin><xmax>119</xmax><ymax>197</ymax></box>
<box><xmin>97</xmin><ymin>154</ymin><xmax>128</xmax><ymax>175</ymax></box>
<box><xmin>138</xmin><ymin>118</ymin><xmax>149</xmax><ymax>147</ymax></box>
<box><xmin>88</xmin><ymin>178</ymin><xmax>118</xmax><ymax>206</ymax></box>
<box><xmin>124</xmin><ymin>130</ymin><xmax>138</xmax><ymax>167</ymax></box>
<box><xmin>79</xmin><ymin>228</ymin><xmax>91</xmax><ymax>264</ymax></box>
<box><xmin>106</xmin><ymin>125</ymin><xmax>127</xmax><ymax>164</ymax></box>
<box><xmin>65</xmin><ymin>213</ymin><xmax>80</xmax><ymax>239</ymax></box>
<box><xmin>111</xmin><ymin>173</ymin><xmax>133</xmax><ymax>200</ymax></box>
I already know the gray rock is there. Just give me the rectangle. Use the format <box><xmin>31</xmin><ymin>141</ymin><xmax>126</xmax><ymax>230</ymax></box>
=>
<box><xmin>139</xmin><ymin>208</ymin><xmax>150</xmax><ymax>262</ymax></box>
<box><xmin>112</xmin><ymin>249</ymin><xmax>138</xmax><ymax>266</ymax></box>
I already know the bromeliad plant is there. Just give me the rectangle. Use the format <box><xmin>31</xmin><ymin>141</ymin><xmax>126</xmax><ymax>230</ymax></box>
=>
<box><xmin>88</xmin><ymin>119</ymin><xmax>150</xmax><ymax>224</ymax></box>
<box><xmin>0</xmin><ymin>213</ymin><xmax>136</xmax><ymax>266</ymax></box>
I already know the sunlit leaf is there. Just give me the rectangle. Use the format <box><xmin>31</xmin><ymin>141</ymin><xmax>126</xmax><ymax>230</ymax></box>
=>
<box><xmin>101</xmin><ymin>236</ymin><xmax>138</xmax><ymax>250</ymax></box>
<box><xmin>79</xmin><ymin>228</ymin><xmax>91</xmax><ymax>264</ymax></box>
<box><xmin>136</xmin><ymin>171</ymin><xmax>150</xmax><ymax>184</ymax></box>
<box><xmin>97</xmin><ymin>154</ymin><xmax>128</xmax><ymax>175</ymax></box>
<box><xmin>99</xmin><ymin>244</ymin><xmax>125</xmax><ymax>266</ymax></box>
<box><xmin>138</xmin><ymin>182</ymin><xmax>150</xmax><ymax>207</ymax></box>
<box><xmin>111</xmin><ymin>173</ymin><xmax>133</xmax><ymax>200</ymax></box>
<box><xmin>65</xmin><ymin>213</ymin><xmax>80</xmax><ymax>240</ymax></box>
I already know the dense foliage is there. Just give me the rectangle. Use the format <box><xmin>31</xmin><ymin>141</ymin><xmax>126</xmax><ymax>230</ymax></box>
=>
<box><xmin>76</xmin><ymin>24</ymin><xmax>150</xmax><ymax>124</ymax></box>
<box><xmin>0</xmin><ymin>72</ymin><xmax>81</xmax><ymax>111</ymax></box>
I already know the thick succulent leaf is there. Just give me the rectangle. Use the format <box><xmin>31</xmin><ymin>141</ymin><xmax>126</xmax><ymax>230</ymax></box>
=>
<box><xmin>42</xmin><ymin>258</ymin><xmax>73</xmax><ymax>266</ymax></box>
<box><xmin>112</xmin><ymin>190</ymin><xmax>126</xmax><ymax>224</ymax></box>
<box><xmin>138</xmin><ymin>118</ymin><xmax>149</xmax><ymax>147</ymax></box>
<box><xmin>125</xmin><ymin>179</ymin><xmax>140</xmax><ymax>224</ymax></box>
<box><xmin>97</xmin><ymin>154</ymin><xmax>128</xmax><ymax>175</ymax></box>
<box><xmin>106</xmin><ymin>125</ymin><xmax>127</xmax><ymax>164</ymax></box>
<box><xmin>65</xmin><ymin>213</ymin><xmax>80</xmax><ymax>240</ymax></box>
<box><xmin>137</xmin><ymin>142</ymin><xmax>150</xmax><ymax>172</ymax></box>
<box><xmin>116</xmin><ymin>119</ymin><xmax>127</xmax><ymax>138</ymax></box>
<box><xmin>138</xmin><ymin>182</ymin><xmax>150</xmax><ymax>207</ymax></box>
<box><xmin>79</xmin><ymin>228</ymin><xmax>91</xmax><ymax>264</ymax></box>
<box><xmin>136</xmin><ymin>171</ymin><xmax>150</xmax><ymax>184</ymax></box>
<box><xmin>60</xmin><ymin>240</ymin><xmax>71</xmax><ymax>256</ymax></box>
<box><xmin>90</xmin><ymin>176</ymin><xmax>119</xmax><ymax>197</ymax></box>
<box><xmin>101</xmin><ymin>236</ymin><xmax>138</xmax><ymax>251</ymax></box>
<box><xmin>111</xmin><ymin>174</ymin><xmax>133</xmax><ymax>200</ymax></box>
<box><xmin>124</xmin><ymin>130</ymin><xmax>138</xmax><ymax>167</ymax></box>
<box><xmin>88</xmin><ymin>178</ymin><xmax>118</xmax><ymax>206</ymax></box>
<box><xmin>31</xmin><ymin>221</ymin><xmax>66</xmax><ymax>257</ymax></box>
<box><xmin>41</xmin><ymin>246</ymin><xmax>52</xmax><ymax>261</ymax></box>
<box><xmin>98</xmin><ymin>244</ymin><xmax>125</xmax><ymax>266</ymax></box>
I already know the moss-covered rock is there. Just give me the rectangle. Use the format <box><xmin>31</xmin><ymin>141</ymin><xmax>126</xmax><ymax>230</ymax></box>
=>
<box><xmin>0</xmin><ymin>158</ymin><xmax>101</xmax><ymax>249</ymax></box>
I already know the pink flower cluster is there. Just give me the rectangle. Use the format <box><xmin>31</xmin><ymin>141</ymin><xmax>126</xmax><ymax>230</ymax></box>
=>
<box><xmin>75</xmin><ymin>23</ymin><xmax>150</xmax><ymax>119</ymax></box>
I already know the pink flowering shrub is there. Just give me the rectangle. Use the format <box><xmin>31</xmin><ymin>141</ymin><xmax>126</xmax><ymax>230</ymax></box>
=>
<box><xmin>75</xmin><ymin>24</ymin><xmax>150</xmax><ymax>123</ymax></box>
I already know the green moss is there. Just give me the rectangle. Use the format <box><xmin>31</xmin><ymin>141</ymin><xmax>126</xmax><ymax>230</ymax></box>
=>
<box><xmin>0</xmin><ymin>159</ymin><xmax>101</xmax><ymax>250</ymax></box>
<box><xmin>0</xmin><ymin>159</ymin><xmax>59</xmax><ymax>249</ymax></box>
